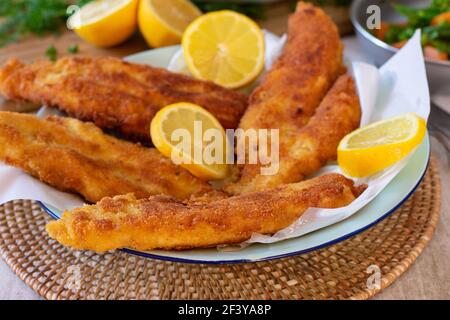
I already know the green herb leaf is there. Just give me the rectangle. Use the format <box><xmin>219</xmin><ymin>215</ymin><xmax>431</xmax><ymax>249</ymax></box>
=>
<box><xmin>67</xmin><ymin>43</ymin><xmax>79</xmax><ymax>54</ymax></box>
<box><xmin>394</xmin><ymin>0</ymin><xmax>450</xmax><ymax>28</ymax></box>
<box><xmin>46</xmin><ymin>45</ymin><xmax>58</xmax><ymax>61</ymax></box>
<box><xmin>430</xmin><ymin>39</ymin><xmax>450</xmax><ymax>54</ymax></box>
<box><xmin>76</xmin><ymin>0</ymin><xmax>95</xmax><ymax>7</ymax></box>
<box><xmin>0</xmin><ymin>0</ymin><xmax>96</xmax><ymax>47</ymax></box>
<box><xmin>384</xmin><ymin>0</ymin><xmax>450</xmax><ymax>49</ymax></box>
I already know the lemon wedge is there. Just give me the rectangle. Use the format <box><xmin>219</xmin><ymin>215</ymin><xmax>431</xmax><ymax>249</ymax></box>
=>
<box><xmin>150</xmin><ymin>103</ymin><xmax>229</xmax><ymax>180</ymax></box>
<box><xmin>68</xmin><ymin>0</ymin><xmax>138</xmax><ymax>48</ymax></box>
<box><xmin>182</xmin><ymin>10</ymin><xmax>265</xmax><ymax>89</ymax></box>
<box><xmin>138</xmin><ymin>0</ymin><xmax>202</xmax><ymax>48</ymax></box>
<box><xmin>338</xmin><ymin>113</ymin><xmax>426</xmax><ymax>178</ymax></box>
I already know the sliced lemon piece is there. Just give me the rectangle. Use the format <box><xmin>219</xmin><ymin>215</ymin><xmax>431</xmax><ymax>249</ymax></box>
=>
<box><xmin>138</xmin><ymin>0</ymin><xmax>202</xmax><ymax>48</ymax></box>
<box><xmin>68</xmin><ymin>0</ymin><xmax>138</xmax><ymax>48</ymax></box>
<box><xmin>338</xmin><ymin>113</ymin><xmax>426</xmax><ymax>178</ymax></box>
<box><xmin>182</xmin><ymin>10</ymin><xmax>265</xmax><ymax>89</ymax></box>
<box><xmin>151</xmin><ymin>103</ymin><xmax>229</xmax><ymax>180</ymax></box>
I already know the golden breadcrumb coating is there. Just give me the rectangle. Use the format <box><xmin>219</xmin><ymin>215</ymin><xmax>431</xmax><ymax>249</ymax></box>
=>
<box><xmin>227</xmin><ymin>74</ymin><xmax>361</xmax><ymax>193</ymax></box>
<box><xmin>225</xmin><ymin>3</ymin><xmax>361</xmax><ymax>194</ymax></box>
<box><xmin>46</xmin><ymin>173</ymin><xmax>366</xmax><ymax>252</ymax></box>
<box><xmin>0</xmin><ymin>56</ymin><xmax>248</xmax><ymax>141</ymax></box>
<box><xmin>0</xmin><ymin>112</ymin><xmax>213</xmax><ymax>202</ymax></box>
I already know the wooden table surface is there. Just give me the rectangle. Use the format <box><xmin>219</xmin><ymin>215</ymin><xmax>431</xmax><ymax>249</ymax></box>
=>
<box><xmin>0</xmin><ymin>2</ymin><xmax>449</xmax><ymax>300</ymax></box>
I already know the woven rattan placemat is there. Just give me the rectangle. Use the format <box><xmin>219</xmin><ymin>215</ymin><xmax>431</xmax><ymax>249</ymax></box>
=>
<box><xmin>0</xmin><ymin>157</ymin><xmax>441</xmax><ymax>300</ymax></box>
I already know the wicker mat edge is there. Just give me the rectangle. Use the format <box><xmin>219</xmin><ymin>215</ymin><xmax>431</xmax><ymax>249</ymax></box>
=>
<box><xmin>350</xmin><ymin>156</ymin><xmax>441</xmax><ymax>299</ymax></box>
<box><xmin>0</xmin><ymin>156</ymin><xmax>442</xmax><ymax>300</ymax></box>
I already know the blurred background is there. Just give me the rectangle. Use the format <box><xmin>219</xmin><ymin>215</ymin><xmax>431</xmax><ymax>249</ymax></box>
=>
<box><xmin>0</xmin><ymin>0</ymin><xmax>354</xmax><ymax>52</ymax></box>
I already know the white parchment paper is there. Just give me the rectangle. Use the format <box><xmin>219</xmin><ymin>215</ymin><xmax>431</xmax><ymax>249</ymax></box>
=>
<box><xmin>0</xmin><ymin>31</ymin><xmax>430</xmax><ymax>246</ymax></box>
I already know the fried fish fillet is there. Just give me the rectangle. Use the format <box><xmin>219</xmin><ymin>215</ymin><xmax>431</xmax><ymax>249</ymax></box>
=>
<box><xmin>0</xmin><ymin>112</ymin><xmax>213</xmax><ymax>202</ymax></box>
<box><xmin>237</xmin><ymin>2</ymin><xmax>344</xmax><ymax>139</ymax></box>
<box><xmin>46</xmin><ymin>173</ymin><xmax>366</xmax><ymax>252</ymax></box>
<box><xmin>0</xmin><ymin>56</ymin><xmax>248</xmax><ymax>141</ymax></box>
<box><xmin>225</xmin><ymin>3</ymin><xmax>360</xmax><ymax>194</ymax></box>
<box><xmin>227</xmin><ymin>74</ymin><xmax>361</xmax><ymax>194</ymax></box>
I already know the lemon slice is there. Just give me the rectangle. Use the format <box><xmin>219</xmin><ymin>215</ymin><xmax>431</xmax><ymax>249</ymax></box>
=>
<box><xmin>182</xmin><ymin>10</ymin><xmax>265</xmax><ymax>89</ymax></box>
<box><xmin>68</xmin><ymin>0</ymin><xmax>138</xmax><ymax>48</ymax></box>
<box><xmin>138</xmin><ymin>0</ymin><xmax>202</xmax><ymax>48</ymax></box>
<box><xmin>338</xmin><ymin>113</ymin><xmax>426</xmax><ymax>178</ymax></box>
<box><xmin>151</xmin><ymin>103</ymin><xmax>229</xmax><ymax>180</ymax></box>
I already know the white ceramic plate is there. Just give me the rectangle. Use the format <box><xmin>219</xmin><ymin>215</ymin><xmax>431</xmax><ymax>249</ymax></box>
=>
<box><xmin>40</xmin><ymin>46</ymin><xmax>431</xmax><ymax>264</ymax></box>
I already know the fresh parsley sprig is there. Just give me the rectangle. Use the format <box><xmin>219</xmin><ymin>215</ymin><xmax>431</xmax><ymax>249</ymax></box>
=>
<box><xmin>384</xmin><ymin>0</ymin><xmax>450</xmax><ymax>53</ymax></box>
<box><xmin>393</xmin><ymin>0</ymin><xmax>450</xmax><ymax>28</ymax></box>
<box><xmin>0</xmin><ymin>0</ymin><xmax>267</xmax><ymax>47</ymax></box>
<box><xmin>0</xmin><ymin>0</ymin><xmax>354</xmax><ymax>48</ymax></box>
<box><xmin>0</xmin><ymin>0</ymin><xmax>93</xmax><ymax>47</ymax></box>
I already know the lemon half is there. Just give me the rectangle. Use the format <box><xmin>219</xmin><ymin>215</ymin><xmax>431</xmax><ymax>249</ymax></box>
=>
<box><xmin>151</xmin><ymin>103</ymin><xmax>229</xmax><ymax>180</ymax></box>
<box><xmin>182</xmin><ymin>10</ymin><xmax>265</xmax><ymax>89</ymax></box>
<box><xmin>68</xmin><ymin>0</ymin><xmax>138</xmax><ymax>48</ymax></box>
<box><xmin>138</xmin><ymin>0</ymin><xmax>202</xmax><ymax>48</ymax></box>
<box><xmin>338</xmin><ymin>113</ymin><xmax>426</xmax><ymax>178</ymax></box>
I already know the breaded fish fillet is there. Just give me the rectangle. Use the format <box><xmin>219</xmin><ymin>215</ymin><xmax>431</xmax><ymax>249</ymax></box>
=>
<box><xmin>238</xmin><ymin>3</ymin><xmax>344</xmax><ymax>138</ymax></box>
<box><xmin>0</xmin><ymin>112</ymin><xmax>212</xmax><ymax>202</ymax></box>
<box><xmin>0</xmin><ymin>56</ymin><xmax>248</xmax><ymax>141</ymax></box>
<box><xmin>46</xmin><ymin>174</ymin><xmax>366</xmax><ymax>252</ymax></box>
<box><xmin>225</xmin><ymin>3</ymin><xmax>360</xmax><ymax>194</ymax></box>
<box><xmin>227</xmin><ymin>75</ymin><xmax>361</xmax><ymax>194</ymax></box>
